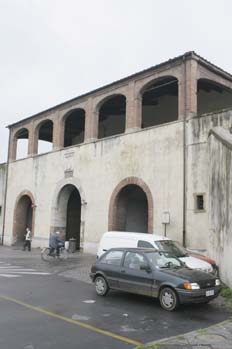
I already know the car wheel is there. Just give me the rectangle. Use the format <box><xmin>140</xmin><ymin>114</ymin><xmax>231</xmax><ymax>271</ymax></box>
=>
<box><xmin>159</xmin><ymin>287</ymin><xmax>179</xmax><ymax>311</ymax></box>
<box><xmin>95</xmin><ymin>276</ymin><xmax>109</xmax><ymax>296</ymax></box>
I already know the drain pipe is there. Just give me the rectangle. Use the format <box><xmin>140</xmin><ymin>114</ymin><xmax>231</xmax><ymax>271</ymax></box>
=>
<box><xmin>182</xmin><ymin>56</ymin><xmax>187</xmax><ymax>247</ymax></box>
<box><xmin>1</xmin><ymin>129</ymin><xmax>10</xmax><ymax>245</ymax></box>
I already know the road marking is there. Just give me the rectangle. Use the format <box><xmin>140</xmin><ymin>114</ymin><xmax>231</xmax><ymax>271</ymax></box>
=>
<box><xmin>0</xmin><ymin>267</ymin><xmax>36</xmax><ymax>270</ymax></box>
<box><xmin>0</xmin><ymin>295</ymin><xmax>142</xmax><ymax>346</ymax></box>
<box><xmin>11</xmin><ymin>272</ymin><xmax>51</xmax><ymax>275</ymax></box>
<box><xmin>0</xmin><ymin>274</ymin><xmax>22</xmax><ymax>278</ymax></box>
<box><xmin>0</xmin><ymin>261</ymin><xmax>51</xmax><ymax>277</ymax></box>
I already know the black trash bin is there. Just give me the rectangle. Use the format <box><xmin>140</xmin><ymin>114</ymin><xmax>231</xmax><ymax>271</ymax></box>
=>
<box><xmin>69</xmin><ymin>238</ymin><xmax>76</xmax><ymax>253</ymax></box>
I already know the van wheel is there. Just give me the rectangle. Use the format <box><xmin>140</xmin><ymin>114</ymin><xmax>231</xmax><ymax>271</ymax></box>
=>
<box><xmin>159</xmin><ymin>287</ymin><xmax>179</xmax><ymax>311</ymax></box>
<box><xmin>95</xmin><ymin>276</ymin><xmax>109</xmax><ymax>296</ymax></box>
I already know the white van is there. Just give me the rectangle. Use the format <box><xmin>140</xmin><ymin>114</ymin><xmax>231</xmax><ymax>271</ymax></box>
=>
<box><xmin>97</xmin><ymin>231</ymin><xmax>213</xmax><ymax>273</ymax></box>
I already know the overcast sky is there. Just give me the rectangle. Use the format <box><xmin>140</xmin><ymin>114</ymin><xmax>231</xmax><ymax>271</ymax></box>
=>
<box><xmin>1</xmin><ymin>0</ymin><xmax>232</xmax><ymax>163</ymax></box>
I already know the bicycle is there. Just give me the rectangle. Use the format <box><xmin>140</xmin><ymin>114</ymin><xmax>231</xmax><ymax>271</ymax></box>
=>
<box><xmin>41</xmin><ymin>246</ymin><xmax>68</xmax><ymax>261</ymax></box>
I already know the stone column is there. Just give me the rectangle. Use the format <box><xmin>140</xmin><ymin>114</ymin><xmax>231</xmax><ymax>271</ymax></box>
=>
<box><xmin>126</xmin><ymin>81</ymin><xmax>142</xmax><ymax>132</ymax></box>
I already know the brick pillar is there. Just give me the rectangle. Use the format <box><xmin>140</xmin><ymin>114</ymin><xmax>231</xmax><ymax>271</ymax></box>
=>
<box><xmin>126</xmin><ymin>82</ymin><xmax>142</xmax><ymax>132</ymax></box>
<box><xmin>84</xmin><ymin>98</ymin><xmax>98</xmax><ymax>142</ymax></box>
<box><xmin>53</xmin><ymin>114</ymin><xmax>63</xmax><ymax>150</ymax></box>
<box><xmin>28</xmin><ymin>122</ymin><xmax>37</xmax><ymax>156</ymax></box>
<box><xmin>178</xmin><ymin>72</ymin><xmax>185</xmax><ymax>120</ymax></box>
<box><xmin>185</xmin><ymin>59</ymin><xmax>198</xmax><ymax>117</ymax></box>
<box><xmin>8</xmin><ymin>130</ymin><xmax>17</xmax><ymax>161</ymax></box>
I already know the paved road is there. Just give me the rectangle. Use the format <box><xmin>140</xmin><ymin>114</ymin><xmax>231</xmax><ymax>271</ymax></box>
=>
<box><xmin>0</xmin><ymin>247</ymin><xmax>231</xmax><ymax>349</ymax></box>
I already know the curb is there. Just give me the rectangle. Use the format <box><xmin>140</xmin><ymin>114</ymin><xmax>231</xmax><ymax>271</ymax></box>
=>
<box><xmin>135</xmin><ymin>318</ymin><xmax>232</xmax><ymax>348</ymax></box>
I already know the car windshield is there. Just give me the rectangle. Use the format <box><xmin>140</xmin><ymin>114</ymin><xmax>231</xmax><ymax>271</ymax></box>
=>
<box><xmin>146</xmin><ymin>251</ymin><xmax>183</xmax><ymax>269</ymax></box>
<box><xmin>155</xmin><ymin>240</ymin><xmax>188</xmax><ymax>257</ymax></box>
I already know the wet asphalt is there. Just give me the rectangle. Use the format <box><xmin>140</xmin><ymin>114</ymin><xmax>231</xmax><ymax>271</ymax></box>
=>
<box><xmin>0</xmin><ymin>247</ymin><xmax>231</xmax><ymax>349</ymax></box>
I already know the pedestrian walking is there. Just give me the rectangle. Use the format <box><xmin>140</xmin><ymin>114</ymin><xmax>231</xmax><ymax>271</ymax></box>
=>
<box><xmin>23</xmin><ymin>227</ymin><xmax>32</xmax><ymax>251</ymax></box>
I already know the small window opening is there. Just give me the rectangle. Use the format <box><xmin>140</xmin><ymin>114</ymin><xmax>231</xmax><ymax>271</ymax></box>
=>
<box><xmin>194</xmin><ymin>194</ymin><xmax>205</xmax><ymax>212</ymax></box>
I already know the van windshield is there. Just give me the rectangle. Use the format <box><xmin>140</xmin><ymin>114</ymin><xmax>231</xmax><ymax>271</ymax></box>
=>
<box><xmin>155</xmin><ymin>240</ymin><xmax>188</xmax><ymax>258</ymax></box>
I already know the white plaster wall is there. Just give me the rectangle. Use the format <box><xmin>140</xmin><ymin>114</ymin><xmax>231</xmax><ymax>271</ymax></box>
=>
<box><xmin>208</xmin><ymin>129</ymin><xmax>232</xmax><ymax>287</ymax></box>
<box><xmin>4</xmin><ymin>121</ymin><xmax>184</xmax><ymax>252</ymax></box>
<box><xmin>0</xmin><ymin>163</ymin><xmax>7</xmax><ymax>239</ymax></box>
<box><xmin>186</xmin><ymin>110</ymin><xmax>232</xmax><ymax>251</ymax></box>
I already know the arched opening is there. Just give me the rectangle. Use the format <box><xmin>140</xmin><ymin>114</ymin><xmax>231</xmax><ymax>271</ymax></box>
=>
<box><xmin>113</xmin><ymin>184</ymin><xmax>148</xmax><ymax>233</ymax></box>
<box><xmin>56</xmin><ymin>184</ymin><xmax>81</xmax><ymax>250</ymax></box>
<box><xmin>198</xmin><ymin>79</ymin><xmax>232</xmax><ymax>115</ymax></box>
<box><xmin>64</xmin><ymin>109</ymin><xmax>85</xmax><ymax>147</ymax></box>
<box><xmin>37</xmin><ymin>120</ymin><xmax>53</xmax><ymax>154</ymax></box>
<box><xmin>15</xmin><ymin>128</ymin><xmax>29</xmax><ymax>160</ymax></box>
<box><xmin>98</xmin><ymin>94</ymin><xmax>126</xmax><ymax>139</ymax></box>
<box><xmin>141</xmin><ymin>76</ymin><xmax>178</xmax><ymax>128</ymax></box>
<box><xmin>13</xmin><ymin>194</ymin><xmax>33</xmax><ymax>244</ymax></box>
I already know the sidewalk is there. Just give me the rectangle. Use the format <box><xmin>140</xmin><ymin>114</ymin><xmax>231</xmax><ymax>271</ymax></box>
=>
<box><xmin>137</xmin><ymin>318</ymin><xmax>232</xmax><ymax>349</ymax></box>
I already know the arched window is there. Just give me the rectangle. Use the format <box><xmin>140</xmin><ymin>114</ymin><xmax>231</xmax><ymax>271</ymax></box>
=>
<box><xmin>15</xmin><ymin>128</ymin><xmax>29</xmax><ymax>160</ymax></box>
<box><xmin>98</xmin><ymin>94</ymin><xmax>126</xmax><ymax>139</ymax></box>
<box><xmin>141</xmin><ymin>77</ymin><xmax>178</xmax><ymax>128</ymax></box>
<box><xmin>64</xmin><ymin>109</ymin><xmax>85</xmax><ymax>147</ymax></box>
<box><xmin>37</xmin><ymin>120</ymin><xmax>53</xmax><ymax>154</ymax></box>
<box><xmin>198</xmin><ymin>79</ymin><xmax>232</xmax><ymax>115</ymax></box>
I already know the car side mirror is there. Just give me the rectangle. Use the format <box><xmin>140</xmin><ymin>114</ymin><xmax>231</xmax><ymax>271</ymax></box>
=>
<box><xmin>140</xmin><ymin>263</ymin><xmax>151</xmax><ymax>272</ymax></box>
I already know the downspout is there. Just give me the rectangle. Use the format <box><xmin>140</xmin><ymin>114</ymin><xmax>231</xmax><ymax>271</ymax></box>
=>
<box><xmin>1</xmin><ymin>129</ymin><xmax>10</xmax><ymax>245</ymax></box>
<box><xmin>182</xmin><ymin>56</ymin><xmax>187</xmax><ymax>247</ymax></box>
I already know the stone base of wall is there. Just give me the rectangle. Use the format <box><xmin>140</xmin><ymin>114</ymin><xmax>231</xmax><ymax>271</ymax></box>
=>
<box><xmin>83</xmin><ymin>241</ymin><xmax>98</xmax><ymax>255</ymax></box>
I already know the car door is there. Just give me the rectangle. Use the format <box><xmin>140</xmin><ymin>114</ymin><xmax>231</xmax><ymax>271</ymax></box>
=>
<box><xmin>98</xmin><ymin>250</ymin><xmax>124</xmax><ymax>289</ymax></box>
<box><xmin>119</xmin><ymin>251</ymin><xmax>153</xmax><ymax>296</ymax></box>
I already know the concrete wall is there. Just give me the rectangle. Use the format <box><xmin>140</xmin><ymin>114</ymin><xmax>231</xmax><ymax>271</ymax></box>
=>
<box><xmin>208</xmin><ymin>127</ymin><xmax>232</xmax><ymax>287</ymax></box>
<box><xmin>4</xmin><ymin>120</ymin><xmax>184</xmax><ymax>252</ymax></box>
<box><xmin>0</xmin><ymin>163</ymin><xmax>7</xmax><ymax>240</ymax></box>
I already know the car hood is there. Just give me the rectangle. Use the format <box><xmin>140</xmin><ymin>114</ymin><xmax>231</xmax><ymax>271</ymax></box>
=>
<box><xmin>179</xmin><ymin>255</ymin><xmax>213</xmax><ymax>273</ymax></box>
<box><xmin>160</xmin><ymin>267</ymin><xmax>215</xmax><ymax>282</ymax></box>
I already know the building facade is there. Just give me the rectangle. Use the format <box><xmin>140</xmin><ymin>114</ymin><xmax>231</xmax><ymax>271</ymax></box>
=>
<box><xmin>1</xmin><ymin>52</ymin><xmax>232</xmax><ymax>285</ymax></box>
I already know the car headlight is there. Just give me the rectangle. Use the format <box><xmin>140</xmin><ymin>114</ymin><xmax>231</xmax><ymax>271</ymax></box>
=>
<box><xmin>183</xmin><ymin>282</ymin><xmax>200</xmax><ymax>290</ymax></box>
<box><xmin>215</xmin><ymin>279</ymin><xmax>221</xmax><ymax>286</ymax></box>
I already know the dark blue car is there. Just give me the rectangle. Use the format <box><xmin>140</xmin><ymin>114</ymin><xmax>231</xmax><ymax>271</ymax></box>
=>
<box><xmin>90</xmin><ymin>248</ymin><xmax>221</xmax><ymax>311</ymax></box>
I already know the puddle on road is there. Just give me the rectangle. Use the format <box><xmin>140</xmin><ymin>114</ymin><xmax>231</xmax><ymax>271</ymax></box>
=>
<box><xmin>120</xmin><ymin>325</ymin><xmax>137</xmax><ymax>333</ymax></box>
<box><xmin>72</xmin><ymin>314</ymin><xmax>90</xmax><ymax>321</ymax></box>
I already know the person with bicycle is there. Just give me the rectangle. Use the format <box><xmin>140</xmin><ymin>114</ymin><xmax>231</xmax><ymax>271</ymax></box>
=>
<box><xmin>49</xmin><ymin>231</ymin><xmax>64</xmax><ymax>256</ymax></box>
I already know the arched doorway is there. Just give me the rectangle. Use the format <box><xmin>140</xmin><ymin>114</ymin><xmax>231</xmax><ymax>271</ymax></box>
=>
<box><xmin>13</xmin><ymin>194</ymin><xmax>33</xmax><ymax>244</ymax></box>
<box><xmin>114</xmin><ymin>184</ymin><xmax>148</xmax><ymax>233</ymax></box>
<box><xmin>109</xmin><ymin>178</ymin><xmax>154</xmax><ymax>233</ymax></box>
<box><xmin>56</xmin><ymin>185</ymin><xmax>81</xmax><ymax>250</ymax></box>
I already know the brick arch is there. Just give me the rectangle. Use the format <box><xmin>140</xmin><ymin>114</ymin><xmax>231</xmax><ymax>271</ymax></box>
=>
<box><xmin>94</xmin><ymin>93</ymin><xmax>127</xmax><ymax>114</ymax></box>
<box><xmin>13</xmin><ymin>190</ymin><xmax>36</xmax><ymax>242</ymax></box>
<box><xmin>137</xmin><ymin>74</ymin><xmax>179</xmax><ymax>99</ymax></box>
<box><xmin>108</xmin><ymin>177</ymin><xmax>153</xmax><ymax>233</ymax></box>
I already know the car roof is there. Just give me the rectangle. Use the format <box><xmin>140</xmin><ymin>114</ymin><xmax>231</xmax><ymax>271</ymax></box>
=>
<box><xmin>106</xmin><ymin>247</ymin><xmax>159</xmax><ymax>253</ymax></box>
<box><xmin>102</xmin><ymin>231</ymin><xmax>170</xmax><ymax>242</ymax></box>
